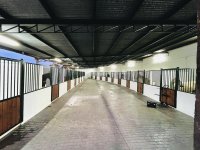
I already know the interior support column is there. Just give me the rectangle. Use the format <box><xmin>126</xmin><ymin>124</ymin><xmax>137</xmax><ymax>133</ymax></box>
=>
<box><xmin>194</xmin><ymin>1</ymin><xmax>200</xmax><ymax>149</ymax></box>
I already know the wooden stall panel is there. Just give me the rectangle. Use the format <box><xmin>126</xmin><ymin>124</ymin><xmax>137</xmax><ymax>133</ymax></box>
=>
<box><xmin>67</xmin><ymin>80</ymin><xmax>71</xmax><ymax>91</ymax></box>
<box><xmin>100</xmin><ymin>77</ymin><xmax>102</xmax><ymax>80</ymax></box>
<box><xmin>0</xmin><ymin>96</ymin><xmax>21</xmax><ymax>136</ymax></box>
<box><xmin>74</xmin><ymin>79</ymin><xmax>76</xmax><ymax>86</ymax></box>
<box><xmin>126</xmin><ymin>80</ymin><xmax>130</xmax><ymax>88</ymax></box>
<box><xmin>0</xmin><ymin>102</ymin><xmax>3</xmax><ymax>135</ymax></box>
<box><xmin>111</xmin><ymin>78</ymin><xmax>114</xmax><ymax>83</ymax></box>
<box><xmin>118</xmin><ymin>79</ymin><xmax>121</xmax><ymax>85</ymax></box>
<box><xmin>137</xmin><ymin>82</ymin><xmax>143</xmax><ymax>94</ymax></box>
<box><xmin>7</xmin><ymin>99</ymin><xmax>13</xmax><ymax>130</ymax></box>
<box><xmin>160</xmin><ymin>87</ymin><xmax>176</xmax><ymax>107</ymax></box>
<box><xmin>2</xmin><ymin>101</ymin><xmax>8</xmax><ymax>133</ymax></box>
<box><xmin>106</xmin><ymin>77</ymin><xmax>108</xmax><ymax>81</ymax></box>
<box><xmin>52</xmin><ymin>84</ymin><xmax>59</xmax><ymax>101</ymax></box>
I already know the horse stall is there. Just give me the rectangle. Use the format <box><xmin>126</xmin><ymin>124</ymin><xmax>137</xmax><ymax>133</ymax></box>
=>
<box><xmin>95</xmin><ymin>72</ymin><xmax>97</xmax><ymax>80</ymax></box>
<box><xmin>107</xmin><ymin>72</ymin><xmax>111</xmax><ymax>82</ymax></box>
<box><xmin>137</xmin><ymin>70</ymin><xmax>145</xmax><ymax>94</ymax></box>
<box><xmin>97</xmin><ymin>72</ymin><xmax>100</xmax><ymax>80</ymax></box>
<box><xmin>0</xmin><ymin>58</ymin><xmax>22</xmax><ymax>136</ymax></box>
<box><xmin>102</xmin><ymin>72</ymin><xmax>106</xmax><ymax>81</ymax></box>
<box><xmin>105</xmin><ymin>72</ymin><xmax>108</xmax><ymax>81</ymax></box>
<box><xmin>111</xmin><ymin>72</ymin><xmax>114</xmax><ymax>83</ymax></box>
<box><xmin>143</xmin><ymin>70</ymin><xmax>161</xmax><ymax>102</ymax></box>
<box><xmin>99</xmin><ymin>72</ymin><xmax>103</xmax><ymax>80</ymax></box>
<box><xmin>121</xmin><ymin>72</ymin><xmax>126</xmax><ymax>87</ymax></box>
<box><xmin>51</xmin><ymin>67</ymin><xmax>59</xmax><ymax>101</ymax></box>
<box><xmin>126</xmin><ymin>71</ymin><xmax>131</xmax><ymax>88</ymax></box>
<box><xmin>130</xmin><ymin>71</ymin><xmax>138</xmax><ymax>92</ymax></box>
<box><xmin>176</xmin><ymin>68</ymin><xmax>196</xmax><ymax>117</ymax></box>
<box><xmin>114</xmin><ymin>72</ymin><xmax>118</xmax><ymax>84</ymax></box>
<box><xmin>91</xmin><ymin>72</ymin><xmax>93</xmax><ymax>79</ymax></box>
<box><xmin>160</xmin><ymin>68</ymin><xmax>179</xmax><ymax>108</ymax></box>
<box><xmin>66</xmin><ymin>70</ymin><xmax>72</xmax><ymax>91</ymax></box>
<box><xmin>118</xmin><ymin>72</ymin><xmax>122</xmax><ymax>85</ymax></box>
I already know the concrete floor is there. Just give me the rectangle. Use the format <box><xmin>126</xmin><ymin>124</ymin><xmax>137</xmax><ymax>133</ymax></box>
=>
<box><xmin>0</xmin><ymin>79</ymin><xmax>194</xmax><ymax>150</ymax></box>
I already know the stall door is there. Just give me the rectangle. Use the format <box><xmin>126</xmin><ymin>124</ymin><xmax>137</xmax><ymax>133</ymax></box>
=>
<box><xmin>160</xmin><ymin>68</ymin><xmax>179</xmax><ymax>108</ymax></box>
<box><xmin>126</xmin><ymin>80</ymin><xmax>130</xmax><ymax>88</ymax></box>
<box><xmin>67</xmin><ymin>80</ymin><xmax>71</xmax><ymax>91</ymax></box>
<box><xmin>51</xmin><ymin>67</ymin><xmax>59</xmax><ymax>101</ymax></box>
<box><xmin>126</xmin><ymin>71</ymin><xmax>131</xmax><ymax>88</ymax></box>
<box><xmin>137</xmin><ymin>70</ymin><xmax>145</xmax><ymax>94</ymax></box>
<box><xmin>0</xmin><ymin>59</ymin><xmax>22</xmax><ymax>136</ymax></box>
<box><xmin>52</xmin><ymin>84</ymin><xmax>59</xmax><ymax>101</ymax></box>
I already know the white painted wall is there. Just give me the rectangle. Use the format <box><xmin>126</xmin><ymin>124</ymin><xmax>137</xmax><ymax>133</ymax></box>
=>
<box><xmin>71</xmin><ymin>79</ymin><xmax>75</xmax><ymax>89</ymax></box>
<box><xmin>102</xmin><ymin>77</ymin><xmax>106</xmax><ymax>81</ymax></box>
<box><xmin>177</xmin><ymin>91</ymin><xmax>195</xmax><ymax>117</ymax></box>
<box><xmin>121</xmin><ymin>79</ymin><xmax>126</xmax><ymax>87</ymax></box>
<box><xmin>23</xmin><ymin>87</ymin><xmax>51</xmax><ymax>123</ymax></box>
<box><xmin>79</xmin><ymin>43</ymin><xmax>197</xmax><ymax>74</ymax></box>
<box><xmin>59</xmin><ymin>81</ymin><xmax>67</xmax><ymax>97</ymax></box>
<box><xmin>143</xmin><ymin>84</ymin><xmax>160</xmax><ymax>102</ymax></box>
<box><xmin>141</xmin><ymin>43</ymin><xmax>197</xmax><ymax>70</ymax></box>
<box><xmin>114</xmin><ymin>78</ymin><xmax>118</xmax><ymax>84</ymax></box>
<box><xmin>108</xmin><ymin>77</ymin><xmax>111</xmax><ymax>83</ymax></box>
<box><xmin>130</xmin><ymin>81</ymin><xmax>137</xmax><ymax>92</ymax></box>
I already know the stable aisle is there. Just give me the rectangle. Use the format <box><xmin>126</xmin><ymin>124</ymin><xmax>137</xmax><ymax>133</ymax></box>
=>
<box><xmin>0</xmin><ymin>79</ymin><xmax>193</xmax><ymax>150</ymax></box>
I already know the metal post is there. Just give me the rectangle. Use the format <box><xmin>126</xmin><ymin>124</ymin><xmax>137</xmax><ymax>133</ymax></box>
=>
<box><xmin>194</xmin><ymin>4</ymin><xmax>200</xmax><ymax>146</ymax></box>
<box><xmin>143</xmin><ymin>70</ymin><xmax>145</xmax><ymax>94</ymax></box>
<box><xmin>174</xmin><ymin>67</ymin><xmax>179</xmax><ymax>108</ymax></box>
<box><xmin>20</xmin><ymin>59</ymin><xmax>24</xmax><ymax>122</ymax></box>
<box><xmin>159</xmin><ymin>68</ymin><xmax>163</xmax><ymax>102</ymax></box>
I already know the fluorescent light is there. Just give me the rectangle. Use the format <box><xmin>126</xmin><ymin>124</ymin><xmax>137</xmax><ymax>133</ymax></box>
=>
<box><xmin>110</xmin><ymin>64</ymin><xmax>117</xmax><ymax>69</ymax></box>
<box><xmin>54</xmin><ymin>58</ymin><xmax>62</xmax><ymax>63</ymax></box>
<box><xmin>154</xmin><ymin>49</ymin><xmax>165</xmax><ymax>53</ymax></box>
<box><xmin>142</xmin><ymin>54</ymin><xmax>152</xmax><ymax>58</ymax></box>
<box><xmin>99</xmin><ymin>66</ymin><xmax>104</xmax><ymax>71</ymax></box>
<box><xmin>127</xmin><ymin>60</ymin><xmax>135</xmax><ymax>67</ymax></box>
<box><xmin>0</xmin><ymin>35</ymin><xmax>20</xmax><ymax>46</ymax></box>
<box><xmin>153</xmin><ymin>53</ymin><xmax>168</xmax><ymax>64</ymax></box>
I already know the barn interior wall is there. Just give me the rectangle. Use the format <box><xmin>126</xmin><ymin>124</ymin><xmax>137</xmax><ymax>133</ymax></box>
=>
<box><xmin>80</xmin><ymin>43</ymin><xmax>197</xmax><ymax>76</ymax></box>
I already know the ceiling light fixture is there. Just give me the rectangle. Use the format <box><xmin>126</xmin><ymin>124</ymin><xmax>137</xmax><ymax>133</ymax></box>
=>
<box><xmin>99</xmin><ymin>66</ymin><xmax>104</xmax><ymax>71</ymax></box>
<box><xmin>153</xmin><ymin>53</ymin><xmax>168</xmax><ymax>64</ymax></box>
<box><xmin>0</xmin><ymin>35</ymin><xmax>20</xmax><ymax>47</ymax></box>
<box><xmin>142</xmin><ymin>54</ymin><xmax>152</xmax><ymax>58</ymax></box>
<box><xmin>54</xmin><ymin>58</ymin><xmax>62</xmax><ymax>63</ymax></box>
<box><xmin>127</xmin><ymin>60</ymin><xmax>135</xmax><ymax>67</ymax></box>
<box><xmin>110</xmin><ymin>64</ymin><xmax>117</xmax><ymax>69</ymax></box>
<box><xmin>154</xmin><ymin>49</ymin><xmax>165</xmax><ymax>53</ymax></box>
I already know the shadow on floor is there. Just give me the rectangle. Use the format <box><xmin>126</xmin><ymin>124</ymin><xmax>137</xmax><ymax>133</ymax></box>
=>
<box><xmin>0</xmin><ymin>83</ymin><xmax>83</xmax><ymax>150</ymax></box>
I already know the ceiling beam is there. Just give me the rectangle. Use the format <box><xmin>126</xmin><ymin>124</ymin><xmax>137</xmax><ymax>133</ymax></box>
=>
<box><xmin>0</xmin><ymin>8</ymin><xmax>66</xmax><ymax>58</ymax></box>
<box><xmin>0</xmin><ymin>19</ymin><xmax>196</xmax><ymax>25</ymax></box>
<box><xmin>128</xmin><ymin>26</ymin><xmax>188</xmax><ymax>55</ymax></box>
<box><xmin>92</xmin><ymin>0</ymin><xmax>96</xmax><ymax>19</ymax></box>
<box><xmin>130</xmin><ymin>0</ymin><xmax>145</xmax><ymax>19</ymax></box>
<box><xmin>103</xmin><ymin>32</ymin><xmax>123</xmax><ymax>56</ymax></box>
<box><xmin>113</xmin><ymin>0</ymin><xmax>195</xmax><ymax>64</ymax></box>
<box><xmin>115</xmin><ymin>26</ymin><xmax>188</xmax><ymax>63</ymax></box>
<box><xmin>161</xmin><ymin>0</ymin><xmax>192</xmax><ymax>19</ymax></box>
<box><xmin>124</xmin><ymin>29</ymin><xmax>197</xmax><ymax>61</ymax></box>
<box><xmin>165</xmin><ymin>38</ymin><xmax>197</xmax><ymax>51</ymax></box>
<box><xmin>38</xmin><ymin>0</ymin><xmax>88</xmax><ymax>66</ymax></box>
<box><xmin>16</xmin><ymin>39</ymin><xmax>53</xmax><ymax>57</ymax></box>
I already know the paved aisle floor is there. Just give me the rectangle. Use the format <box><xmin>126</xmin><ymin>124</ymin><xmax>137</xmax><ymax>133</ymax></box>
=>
<box><xmin>0</xmin><ymin>79</ymin><xmax>193</xmax><ymax>150</ymax></box>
